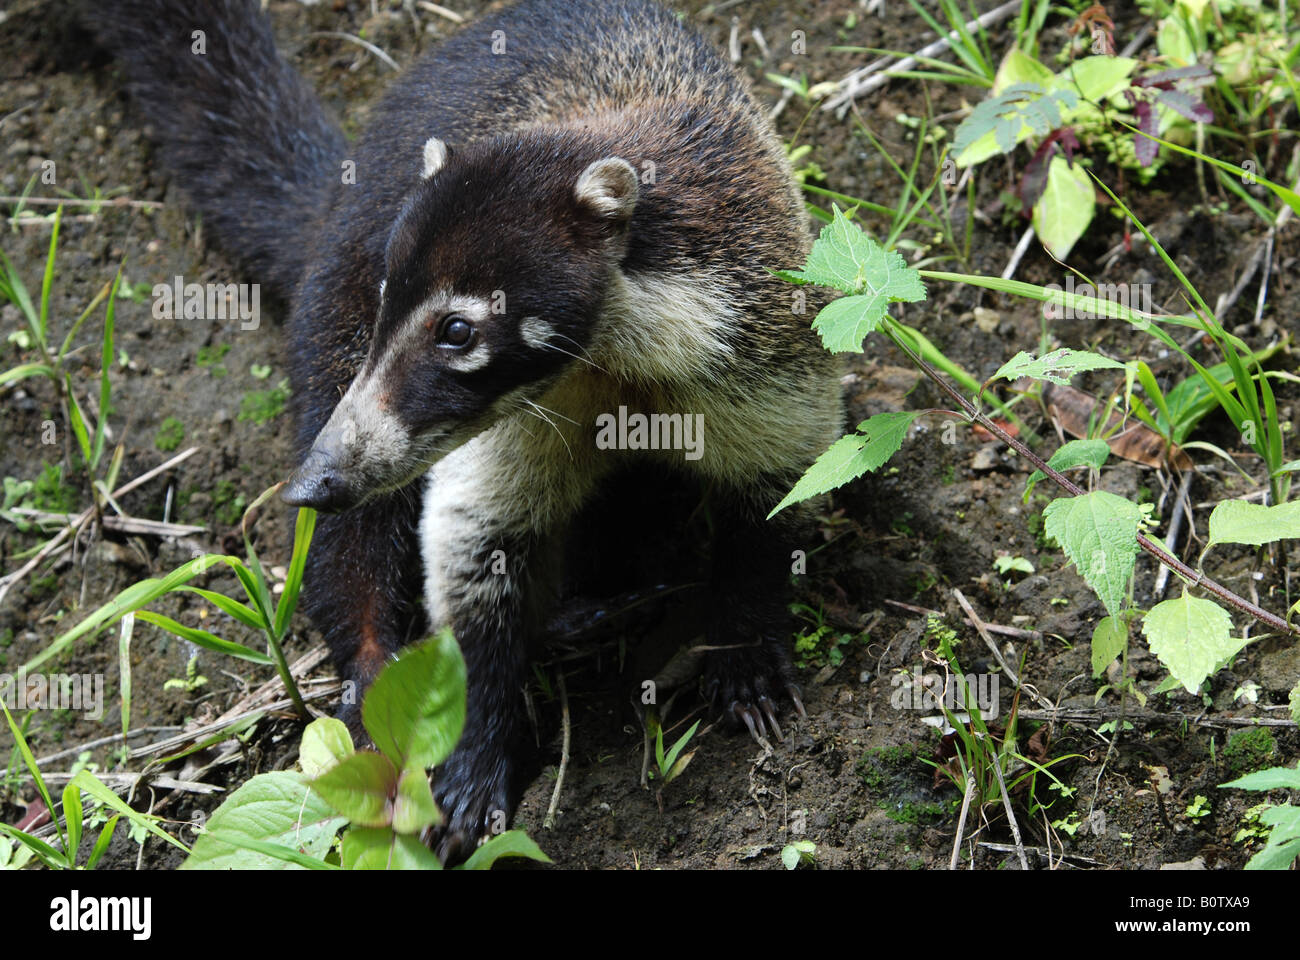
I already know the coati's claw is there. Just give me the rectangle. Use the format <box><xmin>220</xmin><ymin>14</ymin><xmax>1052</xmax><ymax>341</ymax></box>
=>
<box><xmin>786</xmin><ymin>684</ymin><xmax>808</xmax><ymax>721</ymax></box>
<box><xmin>731</xmin><ymin>700</ymin><xmax>765</xmax><ymax>745</ymax></box>
<box><xmin>758</xmin><ymin>694</ymin><xmax>784</xmax><ymax>741</ymax></box>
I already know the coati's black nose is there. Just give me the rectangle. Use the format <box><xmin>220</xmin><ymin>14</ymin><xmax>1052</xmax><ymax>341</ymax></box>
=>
<box><xmin>282</xmin><ymin>455</ymin><xmax>352</xmax><ymax>512</ymax></box>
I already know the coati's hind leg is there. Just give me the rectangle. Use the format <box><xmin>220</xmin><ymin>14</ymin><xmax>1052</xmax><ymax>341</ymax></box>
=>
<box><xmin>300</xmin><ymin>490</ymin><xmax>426</xmax><ymax>736</ymax></box>
<box><xmin>702</xmin><ymin>484</ymin><xmax>807</xmax><ymax>744</ymax></box>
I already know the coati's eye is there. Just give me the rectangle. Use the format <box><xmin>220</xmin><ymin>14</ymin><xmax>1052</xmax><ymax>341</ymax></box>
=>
<box><xmin>439</xmin><ymin>315</ymin><xmax>474</xmax><ymax>348</ymax></box>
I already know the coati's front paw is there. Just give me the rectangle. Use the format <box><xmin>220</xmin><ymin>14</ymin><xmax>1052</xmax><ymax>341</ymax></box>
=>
<box><xmin>702</xmin><ymin>640</ymin><xmax>806</xmax><ymax>746</ymax></box>
<box><xmin>429</xmin><ymin>752</ymin><xmax>514</xmax><ymax>866</ymax></box>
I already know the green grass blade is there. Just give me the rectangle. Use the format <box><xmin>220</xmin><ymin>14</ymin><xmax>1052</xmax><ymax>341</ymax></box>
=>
<box><xmin>0</xmin><ymin>699</ymin><xmax>65</xmax><ymax>850</ymax></box>
<box><xmin>133</xmin><ymin>610</ymin><xmax>274</xmax><ymax>665</ymax></box>
<box><xmin>37</xmin><ymin>206</ymin><xmax>62</xmax><ymax>347</ymax></box>
<box><xmin>273</xmin><ymin>507</ymin><xmax>316</xmax><ymax>639</ymax></box>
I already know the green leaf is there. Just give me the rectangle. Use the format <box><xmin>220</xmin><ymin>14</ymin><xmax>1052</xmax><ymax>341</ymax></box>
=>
<box><xmin>1142</xmin><ymin>591</ymin><xmax>1246</xmax><ymax>694</ymax></box>
<box><xmin>0</xmin><ymin>824</ymin><xmax>66</xmax><ymax>869</ymax></box>
<box><xmin>1245</xmin><ymin>805</ymin><xmax>1300</xmax><ymax>870</ymax></box>
<box><xmin>768</xmin><ymin>411</ymin><xmax>920</xmax><ymax>518</ymax></box>
<box><xmin>309</xmin><ymin>751</ymin><xmax>397</xmax><ymax>827</ymax></box>
<box><xmin>179</xmin><ymin>587</ymin><xmax>263</xmax><ymax>630</ymax></box>
<box><xmin>182</xmin><ymin>771</ymin><xmax>345</xmax><ymax>870</ymax></box>
<box><xmin>392</xmin><ymin>766</ymin><xmax>440</xmax><ymax>835</ymax></box>
<box><xmin>459</xmin><ymin>830</ymin><xmax>552</xmax><ymax>870</ymax></box>
<box><xmin>133</xmin><ymin>610</ymin><xmax>272</xmax><ymax>665</ymax></box>
<box><xmin>0</xmin><ymin>362</ymin><xmax>56</xmax><ymax>387</ymax></box>
<box><xmin>1032</xmin><ymin>156</ymin><xmax>1095</xmax><ymax>261</ymax></box>
<box><xmin>62</xmin><ymin>782</ymin><xmax>83</xmax><ymax>865</ymax></box>
<box><xmin>1290</xmin><ymin>681</ymin><xmax>1300</xmax><ymax>725</ymax></box>
<box><xmin>1042</xmin><ymin>491</ymin><xmax>1142</xmax><ymax>618</ymax></box>
<box><xmin>1205</xmin><ymin>499</ymin><xmax>1300</xmax><ymax>551</ymax></box>
<box><xmin>299</xmin><ymin>717</ymin><xmax>355</xmax><ymax>779</ymax></box>
<box><xmin>272</xmin><ymin>507</ymin><xmax>316</xmax><ymax>639</ymax></box>
<box><xmin>1091</xmin><ymin>616</ymin><xmax>1128</xmax><ymax>678</ymax></box>
<box><xmin>779</xmin><ymin>207</ymin><xmax>926</xmax><ymax>352</ymax></box>
<box><xmin>781</xmin><ymin>840</ymin><xmax>816</xmax><ymax>870</ymax></box>
<box><xmin>70</xmin><ymin>770</ymin><xmax>189</xmax><ymax>855</ymax></box>
<box><xmin>994</xmin><ymin>348</ymin><xmax>1123</xmax><ymax>387</ymax></box>
<box><xmin>1</xmin><ymin>699</ymin><xmax>63</xmax><ymax>850</ymax></box>
<box><xmin>1050</xmin><ymin>55</ymin><xmax>1138</xmax><ymax>102</ymax></box>
<box><xmin>1024</xmin><ymin>438</ymin><xmax>1111</xmax><ymax>502</ymax></box>
<box><xmin>85</xmin><ymin>815</ymin><xmax>120</xmax><ymax>870</ymax></box>
<box><xmin>341</xmin><ymin>826</ymin><xmax>443</xmax><ymax>870</ymax></box>
<box><xmin>1221</xmin><ymin>766</ymin><xmax>1300</xmax><ymax>792</ymax></box>
<box><xmin>362</xmin><ymin>628</ymin><xmax>467</xmax><ymax>771</ymax></box>
<box><xmin>18</xmin><ymin>552</ymin><xmax>244</xmax><ymax>677</ymax></box>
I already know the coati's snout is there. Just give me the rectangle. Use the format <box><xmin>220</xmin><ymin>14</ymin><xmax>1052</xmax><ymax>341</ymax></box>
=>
<box><xmin>282</xmin><ymin>137</ymin><xmax>640</xmax><ymax>513</ymax></box>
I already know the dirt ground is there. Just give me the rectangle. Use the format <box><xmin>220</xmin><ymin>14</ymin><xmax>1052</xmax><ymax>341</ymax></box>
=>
<box><xmin>1</xmin><ymin>0</ymin><xmax>1296</xmax><ymax>871</ymax></box>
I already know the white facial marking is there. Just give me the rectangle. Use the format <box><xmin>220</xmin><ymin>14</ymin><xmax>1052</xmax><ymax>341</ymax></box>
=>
<box><xmin>520</xmin><ymin>315</ymin><xmax>556</xmax><ymax>350</ymax></box>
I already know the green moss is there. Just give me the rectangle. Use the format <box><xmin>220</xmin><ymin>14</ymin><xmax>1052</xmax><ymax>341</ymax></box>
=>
<box><xmin>154</xmin><ymin>416</ymin><xmax>185</xmax><ymax>452</ymax></box>
<box><xmin>1222</xmin><ymin>727</ymin><xmax>1276</xmax><ymax>777</ymax></box>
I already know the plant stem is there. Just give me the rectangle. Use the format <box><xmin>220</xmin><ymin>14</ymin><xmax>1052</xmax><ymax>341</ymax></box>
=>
<box><xmin>884</xmin><ymin>321</ymin><xmax>1300</xmax><ymax>639</ymax></box>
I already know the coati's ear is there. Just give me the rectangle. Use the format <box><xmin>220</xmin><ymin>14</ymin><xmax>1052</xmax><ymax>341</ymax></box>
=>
<box><xmin>575</xmin><ymin>157</ymin><xmax>638</xmax><ymax>222</ymax></box>
<box><xmin>421</xmin><ymin>136</ymin><xmax>449</xmax><ymax>179</ymax></box>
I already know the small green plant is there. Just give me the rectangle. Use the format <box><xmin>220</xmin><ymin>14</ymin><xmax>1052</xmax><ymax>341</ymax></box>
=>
<box><xmin>195</xmin><ymin>342</ymin><xmax>230</xmax><ymax>376</ymax></box>
<box><xmin>183</xmin><ymin>630</ymin><xmax>549</xmax><ymax>870</ymax></box>
<box><xmin>1185</xmin><ymin>794</ymin><xmax>1211</xmax><ymax>820</ymax></box>
<box><xmin>16</xmin><ymin>486</ymin><xmax>316</xmax><ymax>720</ymax></box>
<box><xmin>771</xmin><ymin>205</ymin><xmax>1300</xmax><ymax>710</ymax></box>
<box><xmin>238</xmin><ymin>378</ymin><xmax>291</xmax><ymax>424</ymax></box>
<box><xmin>163</xmin><ymin>653</ymin><xmax>208</xmax><ymax>694</ymax></box>
<box><xmin>0</xmin><ymin>700</ymin><xmax>188</xmax><ymax>869</ymax></box>
<box><xmin>649</xmin><ymin>717</ymin><xmax>700</xmax><ymax>786</ymax></box>
<box><xmin>781</xmin><ymin>840</ymin><xmax>816</xmax><ymax>870</ymax></box>
<box><xmin>791</xmin><ymin>603</ymin><xmax>864</xmax><ymax>669</ymax></box>
<box><xmin>154</xmin><ymin>416</ymin><xmax>185</xmax><ymax>452</ymax></box>
<box><xmin>1221</xmin><ymin>727</ymin><xmax>1277</xmax><ymax>777</ymax></box>
<box><xmin>1220</xmin><ymin>764</ymin><xmax>1300</xmax><ymax>869</ymax></box>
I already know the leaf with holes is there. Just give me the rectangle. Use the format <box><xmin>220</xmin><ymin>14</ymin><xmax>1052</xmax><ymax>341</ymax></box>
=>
<box><xmin>1142</xmin><ymin>591</ymin><xmax>1246</xmax><ymax>694</ymax></box>
<box><xmin>1042</xmin><ymin>491</ymin><xmax>1141</xmax><ymax>618</ymax></box>
<box><xmin>994</xmin><ymin>348</ymin><xmax>1123</xmax><ymax>387</ymax></box>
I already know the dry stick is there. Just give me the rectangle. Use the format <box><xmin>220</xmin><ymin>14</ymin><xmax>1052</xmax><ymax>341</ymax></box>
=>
<box><xmin>950</xmin><ymin>772</ymin><xmax>977</xmax><ymax>869</ymax></box>
<box><xmin>8</xmin><ymin>509</ymin><xmax>204</xmax><ymax>538</ymax></box>
<box><xmin>1002</xmin><ymin>225</ymin><xmax>1037</xmax><ymax>281</ymax></box>
<box><xmin>1017</xmin><ymin>707</ymin><xmax>1296</xmax><ymax>729</ymax></box>
<box><xmin>0</xmin><ymin>196</ymin><xmax>164</xmax><ymax>209</ymax></box>
<box><xmin>885</xmin><ymin>598</ymin><xmax>1041</xmax><ymax>640</ymax></box>
<box><xmin>979</xmin><ymin>841</ymin><xmax>1104</xmax><ymax>867</ymax></box>
<box><xmin>988</xmin><ymin>749</ymin><xmax>1030</xmax><ymax>871</ymax></box>
<box><xmin>33</xmin><ymin>726</ymin><xmax>182</xmax><ymax>768</ymax></box>
<box><xmin>414</xmin><ymin>0</ymin><xmax>464</xmax><ymax>23</ymax></box>
<box><xmin>953</xmin><ymin>590</ymin><xmax>1055</xmax><ymax>712</ymax></box>
<box><xmin>544</xmin><ymin>672</ymin><xmax>570</xmax><ymax>830</ymax></box>
<box><xmin>824</xmin><ymin>0</ymin><xmax>1021</xmax><ymax>112</ymax></box>
<box><xmin>0</xmin><ymin>446</ymin><xmax>199</xmax><ymax>605</ymax></box>
<box><xmin>888</xmin><ymin>329</ymin><xmax>1299</xmax><ymax>639</ymax></box>
<box><xmin>1153</xmin><ymin>469</ymin><xmax>1196</xmax><ymax>598</ymax></box>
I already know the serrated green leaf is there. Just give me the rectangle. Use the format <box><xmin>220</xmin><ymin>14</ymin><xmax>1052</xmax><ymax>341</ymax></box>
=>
<box><xmin>1221</xmin><ymin>765</ymin><xmax>1300</xmax><ymax>792</ymax></box>
<box><xmin>1290</xmin><ymin>681</ymin><xmax>1300</xmax><ymax>725</ymax></box>
<box><xmin>1245</xmin><ymin>804</ymin><xmax>1300</xmax><ymax>870</ymax></box>
<box><xmin>1024</xmin><ymin>438</ymin><xmax>1111</xmax><ymax>502</ymax></box>
<box><xmin>1042</xmin><ymin>491</ymin><xmax>1141</xmax><ymax>618</ymax></box>
<box><xmin>182</xmin><ymin>771</ymin><xmax>344</xmax><ymax>869</ymax></box>
<box><xmin>1206</xmin><ymin>499</ymin><xmax>1300</xmax><ymax>551</ymax></box>
<box><xmin>768</xmin><ymin>411</ymin><xmax>919</xmax><ymax>518</ymax></box>
<box><xmin>309</xmin><ymin>751</ymin><xmax>397</xmax><ymax>827</ymax></box>
<box><xmin>1032</xmin><ymin>156</ymin><xmax>1095</xmax><ymax>260</ymax></box>
<box><xmin>391</xmin><ymin>766</ymin><xmax>440</xmax><ymax>835</ymax></box>
<box><xmin>341</xmin><ymin>826</ymin><xmax>443</xmax><ymax>870</ymax></box>
<box><xmin>459</xmin><ymin>830</ymin><xmax>552</xmax><ymax>870</ymax></box>
<box><xmin>362</xmin><ymin>628</ymin><xmax>466</xmax><ymax>771</ymax></box>
<box><xmin>781</xmin><ymin>207</ymin><xmax>925</xmax><ymax>353</ymax></box>
<box><xmin>1142</xmin><ymin>591</ymin><xmax>1246</xmax><ymax>694</ymax></box>
<box><xmin>994</xmin><ymin>348</ymin><xmax>1123</xmax><ymax>387</ymax></box>
<box><xmin>1091</xmin><ymin>615</ymin><xmax>1128</xmax><ymax>678</ymax></box>
<box><xmin>299</xmin><ymin>717</ymin><xmax>354</xmax><ymax>779</ymax></box>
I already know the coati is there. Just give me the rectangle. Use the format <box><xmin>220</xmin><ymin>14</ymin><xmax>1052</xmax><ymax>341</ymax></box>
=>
<box><xmin>94</xmin><ymin>0</ymin><xmax>843</xmax><ymax>862</ymax></box>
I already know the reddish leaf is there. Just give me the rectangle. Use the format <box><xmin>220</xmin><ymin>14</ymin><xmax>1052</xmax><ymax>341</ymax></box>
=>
<box><xmin>1134</xmin><ymin>100</ymin><xmax>1159</xmax><ymax>167</ymax></box>
<box><xmin>1155</xmin><ymin>89</ymin><xmax>1213</xmax><ymax>123</ymax></box>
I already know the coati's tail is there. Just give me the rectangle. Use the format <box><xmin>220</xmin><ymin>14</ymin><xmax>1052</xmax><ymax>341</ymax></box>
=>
<box><xmin>90</xmin><ymin>0</ymin><xmax>343</xmax><ymax>296</ymax></box>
